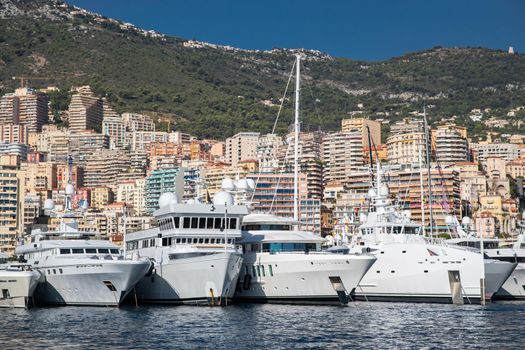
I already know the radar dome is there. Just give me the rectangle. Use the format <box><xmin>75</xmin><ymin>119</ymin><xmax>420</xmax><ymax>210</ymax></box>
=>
<box><xmin>461</xmin><ymin>216</ymin><xmax>471</xmax><ymax>225</ymax></box>
<box><xmin>445</xmin><ymin>215</ymin><xmax>456</xmax><ymax>225</ymax></box>
<box><xmin>246</xmin><ymin>179</ymin><xmax>255</xmax><ymax>190</ymax></box>
<box><xmin>379</xmin><ymin>185</ymin><xmax>389</xmax><ymax>197</ymax></box>
<box><xmin>65</xmin><ymin>183</ymin><xmax>75</xmax><ymax>195</ymax></box>
<box><xmin>221</xmin><ymin>178</ymin><xmax>236</xmax><ymax>191</ymax></box>
<box><xmin>158</xmin><ymin>192</ymin><xmax>177</xmax><ymax>208</ymax></box>
<box><xmin>43</xmin><ymin>198</ymin><xmax>55</xmax><ymax>210</ymax></box>
<box><xmin>213</xmin><ymin>191</ymin><xmax>234</xmax><ymax>206</ymax></box>
<box><xmin>368</xmin><ymin>189</ymin><xmax>376</xmax><ymax>198</ymax></box>
<box><xmin>236</xmin><ymin>179</ymin><xmax>249</xmax><ymax>191</ymax></box>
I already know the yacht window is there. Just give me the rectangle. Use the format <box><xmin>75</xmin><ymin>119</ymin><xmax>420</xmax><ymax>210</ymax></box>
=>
<box><xmin>183</xmin><ymin>217</ymin><xmax>190</xmax><ymax>228</ymax></box>
<box><xmin>256</xmin><ymin>265</ymin><xmax>261</xmax><ymax>277</ymax></box>
<box><xmin>72</xmin><ymin>249</ymin><xmax>84</xmax><ymax>254</ymax></box>
<box><xmin>204</xmin><ymin>238</ymin><xmax>209</xmax><ymax>244</ymax></box>
<box><xmin>176</xmin><ymin>238</ymin><xmax>181</xmax><ymax>244</ymax></box>
<box><xmin>181</xmin><ymin>238</ymin><xmax>186</xmax><ymax>244</ymax></box>
<box><xmin>210</xmin><ymin>239</ymin><xmax>215</xmax><ymax>244</ymax></box>
<box><xmin>53</xmin><ymin>269</ymin><xmax>56</xmax><ymax>274</ymax></box>
<box><xmin>214</xmin><ymin>218</ymin><xmax>222</xmax><ymax>229</ymax></box>
<box><xmin>85</xmin><ymin>248</ymin><xmax>97</xmax><ymax>254</ymax></box>
<box><xmin>229</xmin><ymin>218</ymin><xmax>237</xmax><ymax>229</ymax></box>
<box><xmin>199</xmin><ymin>218</ymin><xmax>206</xmax><ymax>229</ymax></box>
<box><xmin>207</xmin><ymin>218</ymin><xmax>214</xmax><ymax>229</ymax></box>
<box><xmin>150</xmin><ymin>238</ymin><xmax>155</xmax><ymax>246</ymax></box>
<box><xmin>261</xmin><ymin>265</ymin><xmax>266</xmax><ymax>277</ymax></box>
<box><xmin>60</xmin><ymin>249</ymin><xmax>71</xmax><ymax>255</ymax></box>
<box><xmin>245</xmin><ymin>265</ymin><xmax>250</xmax><ymax>276</ymax></box>
<box><xmin>269</xmin><ymin>265</ymin><xmax>273</xmax><ymax>276</ymax></box>
<box><xmin>198</xmin><ymin>238</ymin><xmax>204</xmax><ymax>244</ymax></box>
<box><xmin>191</xmin><ymin>217</ymin><xmax>198</xmax><ymax>229</ymax></box>
<box><xmin>252</xmin><ymin>265</ymin><xmax>257</xmax><ymax>277</ymax></box>
<box><xmin>143</xmin><ymin>240</ymin><xmax>149</xmax><ymax>248</ymax></box>
<box><xmin>98</xmin><ymin>249</ymin><xmax>109</xmax><ymax>254</ymax></box>
<box><xmin>110</xmin><ymin>249</ymin><xmax>119</xmax><ymax>254</ymax></box>
<box><xmin>174</xmin><ymin>217</ymin><xmax>180</xmax><ymax>228</ymax></box>
<box><xmin>59</xmin><ymin>269</ymin><xmax>63</xmax><ymax>274</ymax></box>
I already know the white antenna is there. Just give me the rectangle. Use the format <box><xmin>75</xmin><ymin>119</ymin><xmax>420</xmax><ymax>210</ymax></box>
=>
<box><xmin>423</xmin><ymin>106</ymin><xmax>434</xmax><ymax>240</ymax></box>
<box><xmin>123</xmin><ymin>207</ymin><xmax>127</xmax><ymax>259</ymax></box>
<box><xmin>293</xmin><ymin>54</ymin><xmax>301</xmax><ymax>226</ymax></box>
<box><xmin>418</xmin><ymin>142</ymin><xmax>425</xmax><ymax>234</ymax></box>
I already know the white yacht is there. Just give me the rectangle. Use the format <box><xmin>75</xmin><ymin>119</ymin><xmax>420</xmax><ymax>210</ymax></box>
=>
<box><xmin>15</xmin><ymin>216</ymin><xmax>152</xmax><ymax>307</ymax></box>
<box><xmin>127</xmin><ymin>191</ymin><xmax>247</xmax><ymax>305</ymax></box>
<box><xmin>235</xmin><ymin>214</ymin><xmax>376</xmax><ymax>305</ymax></box>
<box><xmin>15</xmin><ymin>185</ymin><xmax>151</xmax><ymax>307</ymax></box>
<box><xmin>337</xmin><ymin>166</ymin><xmax>515</xmax><ymax>304</ymax></box>
<box><xmin>448</xmin><ymin>230</ymin><xmax>525</xmax><ymax>300</ymax></box>
<box><xmin>0</xmin><ymin>253</ymin><xmax>41</xmax><ymax>308</ymax></box>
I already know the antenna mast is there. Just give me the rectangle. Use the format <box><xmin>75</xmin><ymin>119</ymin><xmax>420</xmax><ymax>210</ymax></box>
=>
<box><xmin>423</xmin><ymin>107</ymin><xmax>434</xmax><ymax>239</ymax></box>
<box><xmin>293</xmin><ymin>54</ymin><xmax>301</xmax><ymax>225</ymax></box>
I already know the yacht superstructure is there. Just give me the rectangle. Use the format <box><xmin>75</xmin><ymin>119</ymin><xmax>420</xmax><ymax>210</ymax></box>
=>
<box><xmin>127</xmin><ymin>191</ymin><xmax>247</xmax><ymax>305</ymax></box>
<box><xmin>0</xmin><ymin>254</ymin><xmax>41</xmax><ymax>308</ymax></box>
<box><xmin>235</xmin><ymin>214</ymin><xmax>376</xmax><ymax>304</ymax></box>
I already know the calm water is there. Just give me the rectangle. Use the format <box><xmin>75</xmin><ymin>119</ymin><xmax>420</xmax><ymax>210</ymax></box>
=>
<box><xmin>0</xmin><ymin>302</ymin><xmax>523</xmax><ymax>349</ymax></box>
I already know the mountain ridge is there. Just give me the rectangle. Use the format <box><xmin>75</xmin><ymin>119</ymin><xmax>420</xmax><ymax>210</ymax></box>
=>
<box><xmin>1</xmin><ymin>0</ymin><xmax>525</xmax><ymax>139</ymax></box>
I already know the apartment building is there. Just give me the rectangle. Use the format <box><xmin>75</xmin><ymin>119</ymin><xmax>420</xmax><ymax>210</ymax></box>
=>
<box><xmin>225</xmin><ymin>132</ymin><xmax>260</xmax><ymax>167</ymax></box>
<box><xmin>68</xmin><ymin>86</ymin><xmax>103</xmax><ymax>133</ymax></box>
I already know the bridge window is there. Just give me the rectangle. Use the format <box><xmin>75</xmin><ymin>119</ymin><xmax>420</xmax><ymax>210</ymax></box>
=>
<box><xmin>207</xmin><ymin>218</ymin><xmax>214</xmax><ymax>229</ymax></box>
<box><xmin>199</xmin><ymin>218</ymin><xmax>206</xmax><ymax>229</ymax></box>
<box><xmin>174</xmin><ymin>217</ymin><xmax>180</xmax><ymax>228</ymax></box>
<box><xmin>214</xmin><ymin>218</ymin><xmax>223</xmax><ymax>229</ymax></box>
<box><xmin>60</xmin><ymin>249</ymin><xmax>71</xmax><ymax>255</ymax></box>
<box><xmin>72</xmin><ymin>249</ymin><xmax>84</xmax><ymax>254</ymax></box>
<box><xmin>86</xmin><ymin>248</ymin><xmax>96</xmax><ymax>254</ymax></box>
<box><xmin>98</xmin><ymin>249</ymin><xmax>109</xmax><ymax>254</ymax></box>
<box><xmin>183</xmin><ymin>217</ymin><xmax>190</xmax><ymax>228</ymax></box>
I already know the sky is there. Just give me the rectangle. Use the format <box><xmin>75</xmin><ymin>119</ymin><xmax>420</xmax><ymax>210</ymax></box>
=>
<box><xmin>67</xmin><ymin>0</ymin><xmax>525</xmax><ymax>61</ymax></box>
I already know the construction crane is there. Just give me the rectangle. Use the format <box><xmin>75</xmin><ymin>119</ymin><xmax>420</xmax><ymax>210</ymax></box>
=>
<box><xmin>12</xmin><ymin>73</ymin><xmax>85</xmax><ymax>89</ymax></box>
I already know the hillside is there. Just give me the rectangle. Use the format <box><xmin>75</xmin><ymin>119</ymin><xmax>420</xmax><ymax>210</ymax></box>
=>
<box><xmin>1</xmin><ymin>0</ymin><xmax>525</xmax><ymax>139</ymax></box>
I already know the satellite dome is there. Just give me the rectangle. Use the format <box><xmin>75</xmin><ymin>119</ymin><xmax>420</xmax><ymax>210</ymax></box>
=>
<box><xmin>65</xmin><ymin>183</ymin><xmax>75</xmax><ymax>195</ymax></box>
<box><xmin>221</xmin><ymin>178</ymin><xmax>236</xmax><ymax>191</ymax></box>
<box><xmin>236</xmin><ymin>179</ymin><xmax>249</xmax><ymax>191</ymax></box>
<box><xmin>461</xmin><ymin>216</ymin><xmax>471</xmax><ymax>225</ymax></box>
<box><xmin>246</xmin><ymin>179</ymin><xmax>256</xmax><ymax>190</ymax></box>
<box><xmin>213</xmin><ymin>191</ymin><xmax>234</xmax><ymax>206</ymax></box>
<box><xmin>43</xmin><ymin>199</ymin><xmax>55</xmax><ymax>210</ymax></box>
<box><xmin>368</xmin><ymin>189</ymin><xmax>376</xmax><ymax>198</ymax></box>
<box><xmin>158</xmin><ymin>192</ymin><xmax>176</xmax><ymax>208</ymax></box>
<box><xmin>379</xmin><ymin>185</ymin><xmax>389</xmax><ymax>197</ymax></box>
<box><xmin>445</xmin><ymin>215</ymin><xmax>456</xmax><ymax>225</ymax></box>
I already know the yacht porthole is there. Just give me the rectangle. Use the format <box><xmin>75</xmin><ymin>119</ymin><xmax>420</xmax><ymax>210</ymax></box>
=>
<box><xmin>346</xmin><ymin>260</ymin><xmax>349</xmax><ymax>264</ymax></box>
<box><xmin>211</xmin><ymin>265</ymin><xmax>214</xmax><ymax>268</ymax></box>
<box><xmin>310</xmin><ymin>262</ymin><xmax>314</xmax><ymax>265</ymax></box>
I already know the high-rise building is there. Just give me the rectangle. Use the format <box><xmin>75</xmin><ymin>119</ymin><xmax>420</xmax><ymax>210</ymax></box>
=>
<box><xmin>470</xmin><ymin>142</ymin><xmax>521</xmax><ymax>162</ymax></box>
<box><xmin>433</xmin><ymin>124</ymin><xmax>469</xmax><ymax>163</ymax></box>
<box><xmin>16</xmin><ymin>88</ymin><xmax>48</xmax><ymax>133</ymax></box>
<box><xmin>0</xmin><ymin>93</ymin><xmax>19</xmax><ymax>124</ymax></box>
<box><xmin>256</xmin><ymin>133</ymin><xmax>284</xmax><ymax>173</ymax></box>
<box><xmin>48</xmin><ymin>131</ymin><xmax>109</xmax><ymax>166</ymax></box>
<box><xmin>0</xmin><ymin>164</ymin><xmax>25</xmax><ymax>254</ymax></box>
<box><xmin>0</xmin><ymin>142</ymin><xmax>29</xmax><ymax>161</ymax></box>
<box><xmin>386</xmin><ymin>119</ymin><xmax>427</xmax><ymax>167</ymax></box>
<box><xmin>0</xmin><ymin>124</ymin><xmax>28</xmax><ymax>144</ymax></box>
<box><xmin>341</xmin><ymin>117</ymin><xmax>381</xmax><ymax>149</ymax></box>
<box><xmin>225</xmin><ymin>132</ymin><xmax>260</xmax><ymax>167</ymax></box>
<box><xmin>102</xmin><ymin>116</ymin><xmax>126</xmax><ymax>149</ymax></box>
<box><xmin>322</xmin><ymin>130</ymin><xmax>364</xmax><ymax>185</ymax></box>
<box><xmin>121</xmin><ymin>113</ymin><xmax>155</xmax><ymax>132</ymax></box>
<box><xmin>68</xmin><ymin>86</ymin><xmax>103</xmax><ymax>133</ymax></box>
<box><xmin>83</xmin><ymin>149</ymin><xmax>131</xmax><ymax>191</ymax></box>
<box><xmin>144</xmin><ymin>167</ymin><xmax>184</xmax><ymax>214</ymax></box>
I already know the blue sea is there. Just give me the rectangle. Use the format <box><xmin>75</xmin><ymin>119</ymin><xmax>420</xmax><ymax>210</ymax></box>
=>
<box><xmin>0</xmin><ymin>302</ymin><xmax>523</xmax><ymax>349</ymax></box>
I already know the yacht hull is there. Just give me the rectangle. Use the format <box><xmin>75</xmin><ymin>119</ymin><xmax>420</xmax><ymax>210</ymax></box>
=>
<box><xmin>235</xmin><ymin>253</ymin><xmax>376</xmax><ymax>305</ymax></box>
<box><xmin>352</xmin><ymin>243</ymin><xmax>489</xmax><ymax>304</ymax></box>
<box><xmin>484</xmin><ymin>259</ymin><xmax>516</xmax><ymax>300</ymax></box>
<box><xmin>135</xmin><ymin>252</ymin><xmax>243</xmax><ymax>305</ymax></box>
<box><xmin>492</xmin><ymin>263</ymin><xmax>525</xmax><ymax>300</ymax></box>
<box><xmin>34</xmin><ymin>260</ymin><xmax>150</xmax><ymax>306</ymax></box>
<box><xmin>0</xmin><ymin>270</ymin><xmax>41</xmax><ymax>308</ymax></box>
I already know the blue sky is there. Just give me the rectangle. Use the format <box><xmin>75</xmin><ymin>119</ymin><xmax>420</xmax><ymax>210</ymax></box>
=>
<box><xmin>68</xmin><ymin>0</ymin><xmax>525</xmax><ymax>61</ymax></box>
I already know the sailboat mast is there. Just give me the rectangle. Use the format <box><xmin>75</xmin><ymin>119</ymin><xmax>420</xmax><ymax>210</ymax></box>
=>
<box><xmin>423</xmin><ymin>107</ymin><xmax>434</xmax><ymax>239</ymax></box>
<box><xmin>418</xmin><ymin>142</ymin><xmax>426</xmax><ymax>234</ymax></box>
<box><xmin>293</xmin><ymin>54</ymin><xmax>301</xmax><ymax>224</ymax></box>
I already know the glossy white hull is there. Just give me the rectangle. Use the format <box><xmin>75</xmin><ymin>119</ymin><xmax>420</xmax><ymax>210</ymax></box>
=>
<box><xmin>34</xmin><ymin>259</ymin><xmax>151</xmax><ymax>306</ymax></box>
<box><xmin>353</xmin><ymin>243</ymin><xmax>491</xmax><ymax>303</ymax></box>
<box><xmin>135</xmin><ymin>252</ymin><xmax>243</xmax><ymax>305</ymax></box>
<box><xmin>494</xmin><ymin>263</ymin><xmax>525</xmax><ymax>299</ymax></box>
<box><xmin>235</xmin><ymin>253</ymin><xmax>376</xmax><ymax>304</ymax></box>
<box><xmin>0</xmin><ymin>269</ymin><xmax>41</xmax><ymax>308</ymax></box>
